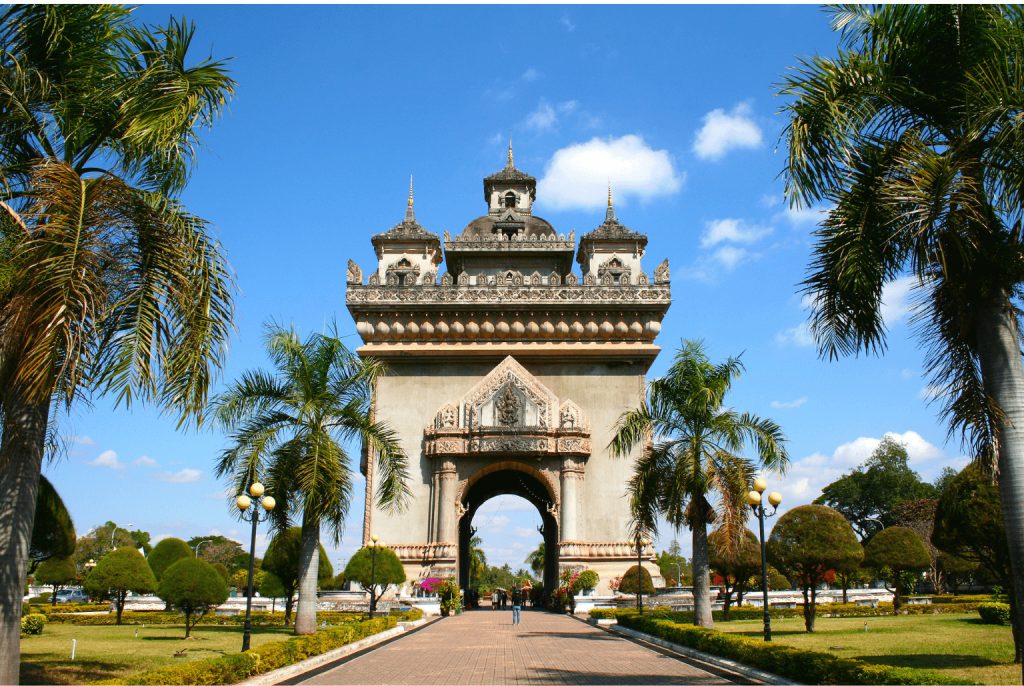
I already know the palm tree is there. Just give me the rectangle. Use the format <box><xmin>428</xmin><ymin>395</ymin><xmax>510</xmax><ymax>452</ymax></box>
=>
<box><xmin>213</xmin><ymin>324</ymin><xmax>409</xmax><ymax>635</ymax></box>
<box><xmin>525</xmin><ymin>541</ymin><xmax>545</xmax><ymax>577</ymax></box>
<box><xmin>468</xmin><ymin>535</ymin><xmax>487</xmax><ymax>591</ymax></box>
<box><xmin>610</xmin><ymin>340</ymin><xmax>789</xmax><ymax>627</ymax></box>
<box><xmin>780</xmin><ymin>5</ymin><xmax>1024</xmax><ymax>667</ymax></box>
<box><xmin>0</xmin><ymin>7</ymin><xmax>234</xmax><ymax>681</ymax></box>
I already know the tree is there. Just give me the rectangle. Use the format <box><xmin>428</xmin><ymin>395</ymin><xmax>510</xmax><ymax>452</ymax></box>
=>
<box><xmin>260</xmin><ymin>527</ymin><xmax>332</xmax><ymax>625</ymax></box>
<box><xmin>618</xmin><ymin>565</ymin><xmax>654</xmax><ymax>596</ymax></box>
<box><xmin>750</xmin><ymin>565</ymin><xmax>791</xmax><ymax>593</ymax></box>
<box><xmin>344</xmin><ymin>545</ymin><xmax>405</xmax><ymax>611</ymax></box>
<box><xmin>158</xmin><ymin>558</ymin><xmax>229</xmax><ymax>638</ymax></box>
<box><xmin>708</xmin><ymin>528</ymin><xmax>761</xmax><ymax>620</ymax></box>
<box><xmin>934</xmin><ymin>467</ymin><xmax>958</xmax><ymax>495</ymax></box>
<box><xmin>864</xmin><ymin>526</ymin><xmax>931</xmax><ymax>614</ymax></box>
<box><xmin>211</xmin><ymin>563</ymin><xmax>230</xmax><ymax>584</ymax></box>
<box><xmin>83</xmin><ymin>547</ymin><xmax>157</xmax><ymax>625</ymax></box>
<box><xmin>781</xmin><ymin>5</ymin><xmax>1024</xmax><ymax>674</ymax></box>
<box><xmin>610</xmin><ymin>339</ymin><xmax>789</xmax><ymax>627</ymax></box>
<box><xmin>0</xmin><ymin>6</ymin><xmax>235</xmax><ymax>679</ymax></box>
<box><xmin>73</xmin><ymin>522</ymin><xmax>146</xmax><ymax>570</ymax></box>
<box><xmin>147</xmin><ymin>538</ymin><xmax>193</xmax><ymax>582</ymax></box>
<box><xmin>768</xmin><ymin>504</ymin><xmax>862</xmax><ymax>632</ymax></box>
<box><xmin>258</xmin><ymin>571</ymin><xmax>286</xmax><ymax>613</ymax></box>
<box><xmin>213</xmin><ymin>324</ymin><xmax>408</xmax><ymax>634</ymax></box>
<box><xmin>893</xmin><ymin>499</ymin><xmax>944</xmax><ymax>593</ymax></box>
<box><xmin>938</xmin><ymin>553</ymin><xmax>980</xmax><ymax>595</ymax></box>
<box><xmin>815</xmin><ymin>437</ymin><xmax>936</xmax><ymax>540</ymax></box>
<box><xmin>467</xmin><ymin>535</ymin><xmax>487</xmax><ymax>590</ymax></box>
<box><xmin>28</xmin><ymin>476</ymin><xmax>75</xmax><ymax>573</ymax></box>
<box><xmin>933</xmin><ymin>463</ymin><xmax>1020</xmax><ymax>661</ymax></box>
<box><xmin>834</xmin><ymin>561</ymin><xmax>868</xmax><ymax>605</ymax></box>
<box><xmin>188</xmin><ymin>536</ymin><xmax>248</xmax><ymax>572</ymax></box>
<box><xmin>657</xmin><ymin>539</ymin><xmax>692</xmax><ymax>586</ymax></box>
<box><xmin>34</xmin><ymin>557</ymin><xmax>76</xmax><ymax>605</ymax></box>
<box><xmin>524</xmin><ymin>542</ymin><xmax>545</xmax><ymax>577</ymax></box>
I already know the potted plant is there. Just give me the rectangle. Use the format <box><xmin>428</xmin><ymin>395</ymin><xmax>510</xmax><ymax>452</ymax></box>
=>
<box><xmin>437</xmin><ymin>578</ymin><xmax>462</xmax><ymax>617</ymax></box>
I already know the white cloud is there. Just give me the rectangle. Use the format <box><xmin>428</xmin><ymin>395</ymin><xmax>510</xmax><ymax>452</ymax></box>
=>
<box><xmin>770</xmin><ymin>396</ymin><xmax>808</xmax><ymax>410</ymax></box>
<box><xmin>560</xmin><ymin>14</ymin><xmax>576</xmax><ymax>32</ymax></box>
<box><xmin>157</xmin><ymin>468</ymin><xmax>201</xmax><ymax>484</ymax></box>
<box><xmin>538</xmin><ymin>135</ymin><xmax>683</xmax><ymax>210</ymax></box>
<box><xmin>701</xmin><ymin>218</ymin><xmax>772</xmax><ymax>248</ymax></box>
<box><xmin>521</xmin><ymin>68</ymin><xmax>540</xmax><ymax>82</ymax></box>
<box><xmin>711</xmin><ymin>246</ymin><xmax>749</xmax><ymax>270</ymax></box>
<box><xmin>73</xmin><ymin>435</ymin><xmax>95</xmax><ymax>446</ymax></box>
<box><xmin>514</xmin><ymin>527</ymin><xmax>540</xmax><ymax>539</ymax></box>
<box><xmin>880</xmin><ymin>276</ymin><xmax>917</xmax><ymax>327</ymax></box>
<box><xmin>133</xmin><ymin>455</ymin><xmax>157</xmax><ymax>468</ymax></box>
<box><xmin>760</xmin><ymin>194</ymin><xmax>782</xmax><ymax>209</ymax></box>
<box><xmin>525</xmin><ymin>101</ymin><xmax>558</xmax><ymax>131</ymax></box>
<box><xmin>478</xmin><ymin>494</ymin><xmax>535</xmax><ymax>513</ymax></box>
<box><xmin>693</xmin><ymin>103</ymin><xmax>763</xmax><ymax>161</ymax></box>
<box><xmin>919</xmin><ymin>385</ymin><xmax>944</xmax><ymax>402</ymax></box>
<box><xmin>775</xmin><ymin>322</ymin><xmax>815</xmax><ymax>347</ymax></box>
<box><xmin>89</xmin><ymin>450</ymin><xmax>123</xmax><ymax>469</ymax></box>
<box><xmin>780</xmin><ymin>205</ymin><xmax>828</xmax><ymax>227</ymax></box>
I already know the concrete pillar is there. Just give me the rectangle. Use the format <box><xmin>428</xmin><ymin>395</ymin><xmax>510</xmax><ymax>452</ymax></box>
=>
<box><xmin>560</xmin><ymin>459</ymin><xmax>584</xmax><ymax>541</ymax></box>
<box><xmin>436</xmin><ymin>460</ymin><xmax>457</xmax><ymax>543</ymax></box>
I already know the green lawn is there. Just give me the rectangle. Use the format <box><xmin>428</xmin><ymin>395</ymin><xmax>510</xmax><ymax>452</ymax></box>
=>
<box><xmin>715</xmin><ymin>613</ymin><xmax>1016</xmax><ymax>685</ymax></box>
<box><xmin>20</xmin><ymin>622</ymin><xmax>294</xmax><ymax>684</ymax></box>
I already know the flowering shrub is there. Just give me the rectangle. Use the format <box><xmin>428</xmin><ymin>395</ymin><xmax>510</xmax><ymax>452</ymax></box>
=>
<box><xmin>416</xmin><ymin>577</ymin><xmax>442</xmax><ymax>595</ymax></box>
<box><xmin>437</xmin><ymin>578</ymin><xmax>462</xmax><ymax>615</ymax></box>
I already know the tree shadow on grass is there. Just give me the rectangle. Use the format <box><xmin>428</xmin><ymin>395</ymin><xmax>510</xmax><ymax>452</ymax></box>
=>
<box><xmin>21</xmin><ymin>659</ymin><xmax>121</xmax><ymax>685</ymax></box>
<box><xmin>857</xmin><ymin>654</ymin><xmax>1004</xmax><ymax>670</ymax></box>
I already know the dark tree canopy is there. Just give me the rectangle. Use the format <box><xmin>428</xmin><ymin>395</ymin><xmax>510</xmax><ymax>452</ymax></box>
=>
<box><xmin>618</xmin><ymin>565</ymin><xmax>654</xmax><ymax>595</ymax></box>
<box><xmin>35</xmin><ymin>556</ymin><xmax>77</xmax><ymax>604</ymax></box>
<box><xmin>83</xmin><ymin>547</ymin><xmax>156</xmax><ymax>624</ymax></box>
<box><xmin>147</xmin><ymin>537</ymin><xmax>193</xmax><ymax>581</ymax></box>
<box><xmin>709</xmin><ymin>527</ymin><xmax>761</xmax><ymax>619</ymax></box>
<box><xmin>815</xmin><ymin>437</ymin><xmax>936</xmax><ymax>540</ymax></box>
<box><xmin>657</xmin><ymin>539</ymin><xmax>692</xmax><ymax>586</ymax></box>
<box><xmin>864</xmin><ymin>526</ymin><xmax>931</xmax><ymax>613</ymax></box>
<box><xmin>933</xmin><ymin>464</ymin><xmax>1009</xmax><ymax>587</ymax></box>
<box><xmin>261</xmin><ymin>527</ymin><xmax>332</xmax><ymax>624</ymax></box>
<box><xmin>158</xmin><ymin>558</ymin><xmax>229</xmax><ymax>637</ymax></box>
<box><xmin>768</xmin><ymin>504</ymin><xmax>862</xmax><ymax>632</ymax></box>
<box><xmin>29</xmin><ymin>475</ymin><xmax>75</xmax><ymax>570</ymax></box>
<box><xmin>188</xmin><ymin>535</ymin><xmax>249</xmax><ymax>571</ymax></box>
<box><xmin>344</xmin><ymin>546</ymin><xmax>405</xmax><ymax>607</ymax></box>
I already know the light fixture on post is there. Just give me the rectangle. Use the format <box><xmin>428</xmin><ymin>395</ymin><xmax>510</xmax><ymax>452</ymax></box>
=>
<box><xmin>237</xmin><ymin>481</ymin><xmax>275</xmax><ymax>652</ymax></box>
<box><xmin>368</xmin><ymin>535</ymin><xmax>381</xmax><ymax>616</ymax></box>
<box><xmin>748</xmin><ymin>477</ymin><xmax>782</xmax><ymax>642</ymax></box>
<box><xmin>635</xmin><ymin>535</ymin><xmax>650</xmax><ymax>614</ymax></box>
<box><xmin>110</xmin><ymin>522</ymin><xmax>134</xmax><ymax>552</ymax></box>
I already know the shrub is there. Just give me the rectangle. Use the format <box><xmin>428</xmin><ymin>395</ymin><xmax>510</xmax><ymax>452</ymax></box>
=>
<box><xmin>978</xmin><ymin>602</ymin><xmax>1011</xmax><ymax>625</ymax></box>
<box><xmin>84</xmin><ymin>547</ymin><xmax>157</xmax><ymax>625</ymax></box>
<box><xmin>21</xmin><ymin>614</ymin><xmax>46</xmax><ymax>635</ymax></box>
<box><xmin>617</xmin><ymin>614</ymin><xmax>962</xmax><ymax>685</ymax></box>
<box><xmin>147</xmin><ymin>538</ymin><xmax>193</xmax><ymax>582</ymax></box>
<box><xmin>589</xmin><ymin>601</ymin><xmax>984</xmax><ymax>622</ymax></box>
<box><xmin>158</xmin><ymin>558</ymin><xmax>230</xmax><ymax>637</ymax></box>
<box><xmin>35</xmin><ymin>556</ymin><xmax>78</xmax><ymax>603</ymax></box>
<box><xmin>619</xmin><ymin>565</ymin><xmax>654</xmax><ymax>595</ymax></box>
<box><xmin>864</xmin><ymin>527</ymin><xmax>931</xmax><ymax>614</ymax></box>
<box><xmin>121</xmin><ymin>616</ymin><xmax>398</xmax><ymax>685</ymax></box>
<box><xmin>29</xmin><ymin>592</ymin><xmax>52</xmax><ymax>605</ymax></box>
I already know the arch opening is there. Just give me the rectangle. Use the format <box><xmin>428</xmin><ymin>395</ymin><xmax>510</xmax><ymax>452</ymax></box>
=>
<box><xmin>458</xmin><ymin>467</ymin><xmax>558</xmax><ymax>605</ymax></box>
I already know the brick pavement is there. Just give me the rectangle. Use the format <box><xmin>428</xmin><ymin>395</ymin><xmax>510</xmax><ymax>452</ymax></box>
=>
<box><xmin>291</xmin><ymin>609</ymin><xmax>740</xmax><ymax>685</ymax></box>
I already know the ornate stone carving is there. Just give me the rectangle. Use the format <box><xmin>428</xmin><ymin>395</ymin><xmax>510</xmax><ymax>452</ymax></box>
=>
<box><xmin>441</xmin><ymin>272</ymin><xmax>453</xmax><ymax>286</ymax></box>
<box><xmin>583</xmin><ymin>274</ymin><xmax>597</xmax><ymax>285</ymax></box>
<box><xmin>548</xmin><ymin>272</ymin><xmax>560</xmax><ymax>286</ymax></box>
<box><xmin>435</xmin><ymin>403</ymin><xmax>458</xmax><ymax>429</ymax></box>
<box><xmin>458</xmin><ymin>271</ymin><xmax>469</xmax><ymax>285</ymax></box>
<box><xmin>557</xmin><ymin>541</ymin><xmax>652</xmax><ymax>560</ymax></box>
<box><xmin>347</xmin><ymin>259</ymin><xmax>363</xmax><ymax>285</ymax></box>
<box><xmin>367</xmin><ymin>273</ymin><xmax>380</xmax><ymax>285</ymax></box>
<box><xmin>654</xmin><ymin>258</ymin><xmax>670</xmax><ymax>284</ymax></box>
<box><xmin>565</xmin><ymin>273</ymin><xmax>578</xmax><ymax>286</ymax></box>
<box><xmin>496</xmin><ymin>384</ymin><xmax>522</xmax><ymax>426</ymax></box>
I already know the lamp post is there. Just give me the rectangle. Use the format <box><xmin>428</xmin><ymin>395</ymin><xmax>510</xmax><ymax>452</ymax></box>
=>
<box><xmin>110</xmin><ymin>522</ymin><xmax>133</xmax><ymax>552</ymax></box>
<box><xmin>236</xmin><ymin>481</ymin><xmax>276</xmax><ymax>652</ymax></box>
<box><xmin>368</xmin><ymin>535</ymin><xmax>380</xmax><ymax>616</ymax></box>
<box><xmin>748</xmin><ymin>477</ymin><xmax>782</xmax><ymax>642</ymax></box>
<box><xmin>635</xmin><ymin>535</ymin><xmax>649</xmax><ymax>614</ymax></box>
<box><xmin>194</xmin><ymin>539</ymin><xmax>208</xmax><ymax>558</ymax></box>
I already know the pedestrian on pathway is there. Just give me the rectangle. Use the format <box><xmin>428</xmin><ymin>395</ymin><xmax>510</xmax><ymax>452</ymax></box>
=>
<box><xmin>511</xmin><ymin>587</ymin><xmax>522</xmax><ymax>625</ymax></box>
<box><xmin>491</xmin><ymin>590</ymin><xmax>498</xmax><ymax>610</ymax></box>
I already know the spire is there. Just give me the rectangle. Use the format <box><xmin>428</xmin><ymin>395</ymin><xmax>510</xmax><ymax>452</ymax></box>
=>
<box><xmin>507</xmin><ymin>139</ymin><xmax>514</xmax><ymax>168</ymax></box>
<box><xmin>405</xmin><ymin>175</ymin><xmax>415</xmax><ymax>223</ymax></box>
<box><xmin>605</xmin><ymin>180</ymin><xmax>617</xmax><ymax>223</ymax></box>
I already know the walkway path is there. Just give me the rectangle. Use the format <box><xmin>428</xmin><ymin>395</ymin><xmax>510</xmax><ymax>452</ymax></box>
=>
<box><xmin>289</xmin><ymin>610</ymin><xmax>743</xmax><ymax>685</ymax></box>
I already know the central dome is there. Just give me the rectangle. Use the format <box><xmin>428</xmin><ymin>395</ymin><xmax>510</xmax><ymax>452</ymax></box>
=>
<box><xmin>460</xmin><ymin>214</ymin><xmax>556</xmax><ymax>240</ymax></box>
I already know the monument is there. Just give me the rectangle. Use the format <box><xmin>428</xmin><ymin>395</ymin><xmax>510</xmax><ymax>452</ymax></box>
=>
<box><xmin>345</xmin><ymin>145</ymin><xmax>671</xmax><ymax>596</ymax></box>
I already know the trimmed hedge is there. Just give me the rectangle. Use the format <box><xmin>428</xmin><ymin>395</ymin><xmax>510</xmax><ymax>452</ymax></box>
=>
<box><xmin>25</xmin><ymin>602</ymin><xmax>111</xmax><ymax>616</ymax></box>
<box><xmin>978</xmin><ymin>602</ymin><xmax>1011</xmax><ymax>625</ymax></box>
<box><xmin>21</xmin><ymin>614</ymin><xmax>46</xmax><ymax>635</ymax></box>
<box><xmin>590</xmin><ymin>601</ymin><xmax>982</xmax><ymax>622</ymax></box>
<box><xmin>109</xmin><ymin>616</ymin><xmax>399</xmax><ymax>685</ymax></box>
<box><xmin>50</xmin><ymin>606</ymin><xmax>423</xmax><ymax>627</ymax></box>
<box><xmin>930</xmin><ymin>595</ymin><xmax>993</xmax><ymax>605</ymax></box>
<box><xmin>617</xmin><ymin>614</ymin><xmax>964</xmax><ymax>685</ymax></box>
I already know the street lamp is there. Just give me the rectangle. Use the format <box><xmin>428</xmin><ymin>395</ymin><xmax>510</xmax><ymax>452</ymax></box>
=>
<box><xmin>110</xmin><ymin>522</ymin><xmax>134</xmax><ymax>551</ymax></box>
<box><xmin>748</xmin><ymin>477</ymin><xmax>782</xmax><ymax>642</ymax></box>
<box><xmin>194</xmin><ymin>539</ymin><xmax>209</xmax><ymax>557</ymax></box>
<box><xmin>368</xmin><ymin>535</ymin><xmax>381</xmax><ymax>616</ymax></box>
<box><xmin>237</xmin><ymin>481</ymin><xmax>276</xmax><ymax>652</ymax></box>
<box><xmin>635</xmin><ymin>535</ymin><xmax>649</xmax><ymax>614</ymax></box>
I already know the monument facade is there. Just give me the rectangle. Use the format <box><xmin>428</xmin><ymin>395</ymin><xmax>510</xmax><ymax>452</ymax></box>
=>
<box><xmin>346</xmin><ymin>146</ymin><xmax>671</xmax><ymax>595</ymax></box>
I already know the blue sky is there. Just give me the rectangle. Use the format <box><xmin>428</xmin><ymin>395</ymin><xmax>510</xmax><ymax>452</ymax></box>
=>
<box><xmin>45</xmin><ymin>5</ymin><xmax>965</xmax><ymax>571</ymax></box>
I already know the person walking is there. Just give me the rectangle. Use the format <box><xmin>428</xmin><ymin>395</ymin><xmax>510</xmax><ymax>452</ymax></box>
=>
<box><xmin>511</xmin><ymin>586</ymin><xmax>522</xmax><ymax>626</ymax></box>
<box><xmin>491</xmin><ymin>589</ymin><xmax>498</xmax><ymax>610</ymax></box>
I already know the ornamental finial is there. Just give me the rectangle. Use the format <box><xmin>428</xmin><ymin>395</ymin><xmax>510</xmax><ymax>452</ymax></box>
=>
<box><xmin>507</xmin><ymin>139</ymin><xmax>514</xmax><ymax>168</ymax></box>
<box><xmin>405</xmin><ymin>175</ymin><xmax>415</xmax><ymax>222</ymax></box>
<box><xmin>606</xmin><ymin>180</ymin><xmax>617</xmax><ymax>222</ymax></box>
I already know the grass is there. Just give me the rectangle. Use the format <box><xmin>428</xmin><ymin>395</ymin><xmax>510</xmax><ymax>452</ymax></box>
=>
<box><xmin>714</xmin><ymin>613</ymin><xmax>1017</xmax><ymax>685</ymax></box>
<box><xmin>20</xmin><ymin>622</ymin><xmax>293</xmax><ymax>684</ymax></box>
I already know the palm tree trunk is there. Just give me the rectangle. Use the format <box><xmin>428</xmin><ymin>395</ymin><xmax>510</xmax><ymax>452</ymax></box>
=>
<box><xmin>976</xmin><ymin>304</ymin><xmax>1024</xmax><ymax>676</ymax></box>
<box><xmin>691</xmin><ymin>501</ymin><xmax>714</xmax><ymax>627</ymax></box>
<box><xmin>293</xmin><ymin>515</ymin><xmax>320</xmax><ymax>635</ymax></box>
<box><xmin>0</xmin><ymin>393</ymin><xmax>50</xmax><ymax>686</ymax></box>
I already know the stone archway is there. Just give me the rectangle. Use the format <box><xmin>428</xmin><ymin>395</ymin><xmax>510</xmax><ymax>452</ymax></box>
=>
<box><xmin>457</xmin><ymin>463</ymin><xmax>559</xmax><ymax>602</ymax></box>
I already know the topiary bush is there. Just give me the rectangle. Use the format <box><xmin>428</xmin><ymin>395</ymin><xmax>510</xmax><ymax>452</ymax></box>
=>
<box><xmin>158</xmin><ymin>558</ymin><xmax>230</xmax><ymax>637</ymax></box>
<box><xmin>21</xmin><ymin>614</ymin><xmax>46</xmax><ymax>635</ymax></box>
<box><xmin>978</xmin><ymin>602</ymin><xmax>1011</xmax><ymax>625</ymax></box>
<box><xmin>618</xmin><ymin>565</ymin><xmax>654</xmax><ymax>595</ymax></box>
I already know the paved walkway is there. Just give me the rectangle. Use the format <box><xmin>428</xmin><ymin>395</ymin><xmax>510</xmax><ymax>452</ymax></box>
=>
<box><xmin>290</xmin><ymin>610</ymin><xmax>741</xmax><ymax>685</ymax></box>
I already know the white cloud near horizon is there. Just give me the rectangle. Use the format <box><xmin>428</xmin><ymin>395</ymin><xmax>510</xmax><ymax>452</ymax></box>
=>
<box><xmin>89</xmin><ymin>450</ymin><xmax>123</xmax><ymax>469</ymax></box>
<box><xmin>693</xmin><ymin>103</ymin><xmax>763</xmax><ymax>161</ymax></box>
<box><xmin>701</xmin><ymin>218</ymin><xmax>772</xmax><ymax>248</ymax></box>
<box><xmin>538</xmin><ymin>135</ymin><xmax>683</xmax><ymax>210</ymax></box>
<box><xmin>770</xmin><ymin>396</ymin><xmax>808</xmax><ymax>410</ymax></box>
<box><xmin>157</xmin><ymin>468</ymin><xmax>202</xmax><ymax>484</ymax></box>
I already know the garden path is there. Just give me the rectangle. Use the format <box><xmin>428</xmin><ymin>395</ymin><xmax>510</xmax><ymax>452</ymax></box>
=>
<box><xmin>288</xmin><ymin>609</ymin><xmax>745</xmax><ymax>685</ymax></box>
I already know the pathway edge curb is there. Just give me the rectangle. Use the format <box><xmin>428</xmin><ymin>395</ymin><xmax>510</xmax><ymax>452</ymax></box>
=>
<box><xmin>238</xmin><ymin>617</ymin><xmax>435</xmax><ymax>686</ymax></box>
<box><xmin>607</xmin><ymin>623</ymin><xmax>793</xmax><ymax>685</ymax></box>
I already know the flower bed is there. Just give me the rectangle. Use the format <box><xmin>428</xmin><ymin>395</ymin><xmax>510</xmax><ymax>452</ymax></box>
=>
<box><xmin>616</xmin><ymin>614</ymin><xmax>963</xmax><ymax>685</ymax></box>
<box><xmin>589</xmin><ymin>601</ymin><xmax>982</xmax><ymax>622</ymax></box>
